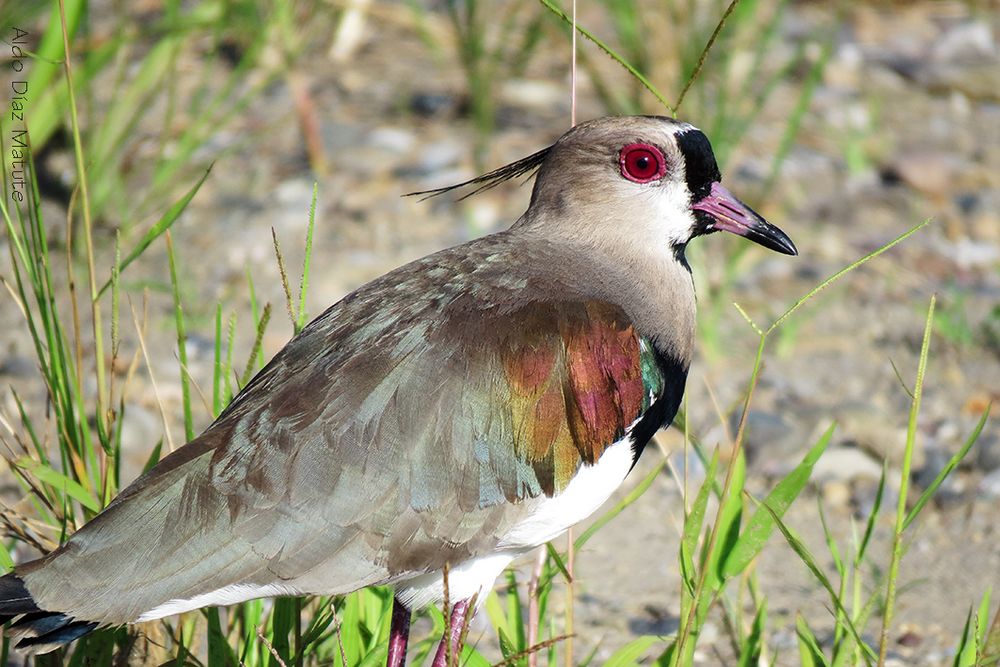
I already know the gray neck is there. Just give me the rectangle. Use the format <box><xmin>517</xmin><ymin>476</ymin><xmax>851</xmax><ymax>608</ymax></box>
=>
<box><xmin>510</xmin><ymin>220</ymin><xmax>698</xmax><ymax>367</ymax></box>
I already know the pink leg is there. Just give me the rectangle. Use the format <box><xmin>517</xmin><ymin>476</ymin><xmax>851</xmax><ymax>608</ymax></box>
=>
<box><xmin>386</xmin><ymin>597</ymin><xmax>411</xmax><ymax>667</ymax></box>
<box><xmin>430</xmin><ymin>598</ymin><xmax>471</xmax><ymax>667</ymax></box>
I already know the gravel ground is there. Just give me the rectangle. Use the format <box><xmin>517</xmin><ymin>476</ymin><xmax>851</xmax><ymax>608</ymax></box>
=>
<box><xmin>1</xmin><ymin>1</ymin><xmax>998</xmax><ymax>664</ymax></box>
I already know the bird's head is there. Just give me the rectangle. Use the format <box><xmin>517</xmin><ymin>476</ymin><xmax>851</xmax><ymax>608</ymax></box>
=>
<box><xmin>526</xmin><ymin>116</ymin><xmax>797</xmax><ymax>257</ymax></box>
<box><xmin>409</xmin><ymin>115</ymin><xmax>795</xmax><ymax>259</ymax></box>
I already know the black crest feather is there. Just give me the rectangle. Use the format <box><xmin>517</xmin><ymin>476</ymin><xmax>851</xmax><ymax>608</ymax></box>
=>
<box><xmin>404</xmin><ymin>145</ymin><xmax>552</xmax><ymax>201</ymax></box>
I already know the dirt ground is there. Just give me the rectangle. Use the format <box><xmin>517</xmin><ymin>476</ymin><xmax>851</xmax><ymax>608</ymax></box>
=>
<box><xmin>1</xmin><ymin>1</ymin><xmax>998</xmax><ymax>664</ymax></box>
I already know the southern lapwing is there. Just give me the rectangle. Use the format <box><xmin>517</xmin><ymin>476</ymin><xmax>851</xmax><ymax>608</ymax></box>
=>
<box><xmin>0</xmin><ymin>116</ymin><xmax>795</xmax><ymax>663</ymax></box>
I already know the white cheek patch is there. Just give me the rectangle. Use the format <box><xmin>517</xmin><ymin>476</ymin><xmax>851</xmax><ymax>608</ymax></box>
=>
<box><xmin>632</xmin><ymin>179</ymin><xmax>696</xmax><ymax>248</ymax></box>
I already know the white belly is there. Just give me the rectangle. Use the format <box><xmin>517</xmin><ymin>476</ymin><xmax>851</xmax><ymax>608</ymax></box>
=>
<box><xmin>499</xmin><ymin>436</ymin><xmax>635</xmax><ymax>549</ymax></box>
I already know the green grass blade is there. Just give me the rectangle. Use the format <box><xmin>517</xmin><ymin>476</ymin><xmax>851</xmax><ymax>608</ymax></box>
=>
<box><xmin>857</xmin><ymin>462</ymin><xmax>886</xmax><ymax>566</ymax></box>
<box><xmin>760</xmin><ymin>32</ymin><xmax>833</xmax><ymax>196</ymax></box>
<box><xmin>14</xmin><ymin>456</ymin><xmax>100</xmax><ymax>513</ymax></box>
<box><xmin>536</xmin><ymin>0</ymin><xmax>673</xmax><ymax>112</ymax></box>
<box><xmin>98</xmin><ymin>166</ymin><xmax>213</xmax><ymax>297</ymax></box>
<box><xmin>269</xmin><ymin>597</ymin><xmax>297</xmax><ymax>667</ymax></box>
<box><xmin>544</xmin><ymin>542</ymin><xmax>571</xmax><ymax>583</ymax></box>
<box><xmin>955</xmin><ymin>606</ymin><xmax>976</xmax><ymax>667</ymax></box>
<box><xmin>166</xmin><ymin>231</ymin><xmax>194</xmax><ymax>441</ymax></box>
<box><xmin>681</xmin><ymin>450</ymin><xmax>720</xmax><ymax>595</ymax></box>
<box><xmin>904</xmin><ymin>404</ymin><xmax>989</xmax><ymax>530</ymax></box>
<box><xmin>212</xmin><ymin>304</ymin><xmax>223</xmax><ymax>416</ymax></box>
<box><xmin>764</xmin><ymin>503</ymin><xmax>876</xmax><ymax>664</ymax></box>
<box><xmin>795</xmin><ymin>613</ymin><xmax>830</xmax><ymax>667</ymax></box>
<box><xmin>604</xmin><ymin>635</ymin><xmax>658</xmax><ymax>666</ymax></box>
<box><xmin>296</xmin><ymin>183</ymin><xmax>318</xmax><ymax>334</ymax></box>
<box><xmin>980</xmin><ymin>602</ymin><xmax>1000</xmax><ymax>666</ymax></box>
<box><xmin>722</xmin><ymin>423</ymin><xmax>834</xmax><ymax>578</ymax></box>
<box><xmin>707</xmin><ymin>449</ymin><xmax>745</xmax><ymax>587</ymax></box>
<box><xmin>737</xmin><ymin>599</ymin><xmax>767</xmax><ymax>667</ymax></box>
<box><xmin>206</xmin><ymin>607</ymin><xmax>232</xmax><ymax>667</ymax></box>
<box><xmin>880</xmin><ymin>295</ymin><xmax>936</xmax><ymax>664</ymax></box>
<box><xmin>241</xmin><ymin>304</ymin><xmax>272</xmax><ymax>387</ymax></box>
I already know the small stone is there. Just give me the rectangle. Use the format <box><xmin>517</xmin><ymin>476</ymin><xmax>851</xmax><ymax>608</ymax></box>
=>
<box><xmin>499</xmin><ymin>79</ymin><xmax>565</xmax><ymax>111</ymax></box>
<box><xmin>978</xmin><ymin>468</ymin><xmax>1000</xmax><ymax>499</ymax></box>
<box><xmin>0</xmin><ymin>354</ymin><xmax>35</xmax><ymax>378</ymax></box>
<box><xmin>842</xmin><ymin>409</ymin><xmax>920</xmax><ymax>469</ymax></box>
<box><xmin>920</xmin><ymin>61</ymin><xmax>1000</xmax><ymax>102</ymax></box>
<box><xmin>897</xmin><ymin>629</ymin><xmax>923</xmax><ymax>647</ymax></box>
<box><xmin>730</xmin><ymin>410</ymin><xmax>795</xmax><ymax>469</ymax></box>
<box><xmin>821</xmin><ymin>479</ymin><xmax>852</xmax><ymax>507</ymax></box>
<box><xmin>932</xmin><ymin>21</ymin><xmax>995</xmax><ymax>64</ymax></box>
<box><xmin>410</xmin><ymin>92</ymin><xmax>460</xmax><ymax>118</ymax></box>
<box><xmin>368</xmin><ymin>127</ymin><xmax>416</xmax><ymax>154</ymax></box>
<box><xmin>396</xmin><ymin>140</ymin><xmax>465</xmax><ymax>181</ymax></box>
<box><xmin>890</xmin><ymin>151</ymin><xmax>964</xmax><ymax>197</ymax></box>
<box><xmin>937</xmin><ymin>238</ymin><xmax>1000</xmax><ymax>270</ymax></box>
<box><xmin>812</xmin><ymin>446</ymin><xmax>883</xmax><ymax>482</ymax></box>
<box><xmin>974</xmin><ymin>431</ymin><xmax>1000</xmax><ymax>472</ymax></box>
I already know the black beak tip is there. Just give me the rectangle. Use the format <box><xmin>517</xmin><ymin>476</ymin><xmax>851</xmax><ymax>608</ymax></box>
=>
<box><xmin>748</xmin><ymin>222</ymin><xmax>798</xmax><ymax>256</ymax></box>
<box><xmin>775</xmin><ymin>234</ymin><xmax>798</xmax><ymax>256</ymax></box>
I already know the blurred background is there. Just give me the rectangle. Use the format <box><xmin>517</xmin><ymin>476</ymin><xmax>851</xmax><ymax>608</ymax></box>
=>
<box><xmin>0</xmin><ymin>1</ymin><xmax>998</xmax><ymax>665</ymax></box>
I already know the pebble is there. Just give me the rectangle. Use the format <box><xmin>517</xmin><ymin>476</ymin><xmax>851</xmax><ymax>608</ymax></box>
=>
<box><xmin>932</xmin><ymin>21</ymin><xmax>995</xmax><ymax>64</ymax></box>
<box><xmin>843</xmin><ymin>421</ymin><xmax>918</xmax><ymax>471</ymax></box>
<box><xmin>937</xmin><ymin>238</ymin><xmax>1000</xmax><ymax>270</ymax></box>
<box><xmin>499</xmin><ymin>79</ymin><xmax>566</xmax><ymax>111</ymax></box>
<box><xmin>0</xmin><ymin>354</ymin><xmax>35</xmax><ymax>378</ymax></box>
<box><xmin>730</xmin><ymin>410</ymin><xmax>795</xmax><ymax>468</ymax></box>
<box><xmin>890</xmin><ymin>151</ymin><xmax>964</xmax><ymax>197</ymax></box>
<box><xmin>821</xmin><ymin>479</ymin><xmax>852</xmax><ymax>507</ymax></box>
<box><xmin>975</xmin><ymin>431</ymin><xmax>1000</xmax><ymax>472</ymax></box>
<box><xmin>409</xmin><ymin>92</ymin><xmax>460</xmax><ymax>118</ymax></box>
<box><xmin>812</xmin><ymin>446</ymin><xmax>883</xmax><ymax>482</ymax></box>
<box><xmin>920</xmin><ymin>62</ymin><xmax>1000</xmax><ymax>102</ymax></box>
<box><xmin>368</xmin><ymin>127</ymin><xmax>417</xmax><ymax>154</ymax></box>
<box><xmin>978</xmin><ymin>468</ymin><xmax>1000</xmax><ymax>499</ymax></box>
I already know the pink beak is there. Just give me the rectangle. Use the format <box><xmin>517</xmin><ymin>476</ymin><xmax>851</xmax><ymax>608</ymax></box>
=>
<box><xmin>691</xmin><ymin>182</ymin><xmax>797</xmax><ymax>255</ymax></box>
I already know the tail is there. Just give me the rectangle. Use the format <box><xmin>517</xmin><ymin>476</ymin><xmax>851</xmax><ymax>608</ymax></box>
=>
<box><xmin>0</xmin><ymin>572</ymin><xmax>98</xmax><ymax>654</ymax></box>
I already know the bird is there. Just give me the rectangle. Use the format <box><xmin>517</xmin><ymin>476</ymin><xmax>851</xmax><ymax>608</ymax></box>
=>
<box><xmin>0</xmin><ymin>115</ymin><xmax>795</xmax><ymax>663</ymax></box>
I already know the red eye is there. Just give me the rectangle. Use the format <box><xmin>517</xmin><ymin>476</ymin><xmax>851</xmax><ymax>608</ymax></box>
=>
<box><xmin>619</xmin><ymin>143</ymin><xmax>666</xmax><ymax>183</ymax></box>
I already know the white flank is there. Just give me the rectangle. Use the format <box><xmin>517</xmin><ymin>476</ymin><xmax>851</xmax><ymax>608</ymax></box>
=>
<box><xmin>136</xmin><ymin>582</ymin><xmax>300</xmax><ymax>622</ymax></box>
<box><xmin>499</xmin><ymin>436</ymin><xmax>634</xmax><ymax>549</ymax></box>
<box><xmin>395</xmin><ymin>551</ymin><xmax>520</xmax><ymax>611</ymax></box>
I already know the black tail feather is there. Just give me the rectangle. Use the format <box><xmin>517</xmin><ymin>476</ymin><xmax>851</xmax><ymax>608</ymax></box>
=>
<box><xmin>0</xmin><ymin>572</ymin><xmax>98</xmax><ymax>654</ymax></box>
<box><xmin>0</xmin><ymin>572</ymin><xmax>41</xmax><ymax>617</ymax></box>
<box><xmin>15</xmin><ymin>620</ymin><xmax>99</xmax><ymax>654</ymax></box>
<box><xmin>9</xmin><ymin>610</ymin><xmax>72</xmax><ymax>636</ymax></box>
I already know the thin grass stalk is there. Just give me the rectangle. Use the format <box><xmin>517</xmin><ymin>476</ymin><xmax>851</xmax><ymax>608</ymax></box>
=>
<box><xmin>877</xmin><ymin>295</ymin><xmax>936</xmax><ymax>665</ymax></box>
<box><xmin>527</xmin><ymin>547</ymin><xmax>545</xmax><ymax>667</ymax></box>
<box><xmin>673</xmin><ymin>332</ymin><xmax>766</xmax><ymax>665</ymax></box>
<box><xmin>295</xmin><ymin>184</ymin><xmax>318</xmax><ymax>334</ymax></box>
<box><xmin>165</xmin><ymin>231</ymin><xmax>194</xmax><ymax>442</ymax></box>
<box><xmin>565</xmin><ymin>526</ymin><xmax>574</xmax><ymax>667</ymax></box>
<box><xmin>58</xmin><ymin>0</ymin><xmax>108</xmax><ymax>444</ymax></box>
<box><xmin>213</xmin><ymin>304</ymin><xmax>224</xmax><ymax>417</ymax></box>
<box><xmin>673</xmin><ymin>0</ymin><xmax>742</xmax><ymax>113</ymax></box>
<box><xmin>538</xmin><ymin>0</ymin><xmax>673</xmax><ymax>112</ymax></box>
